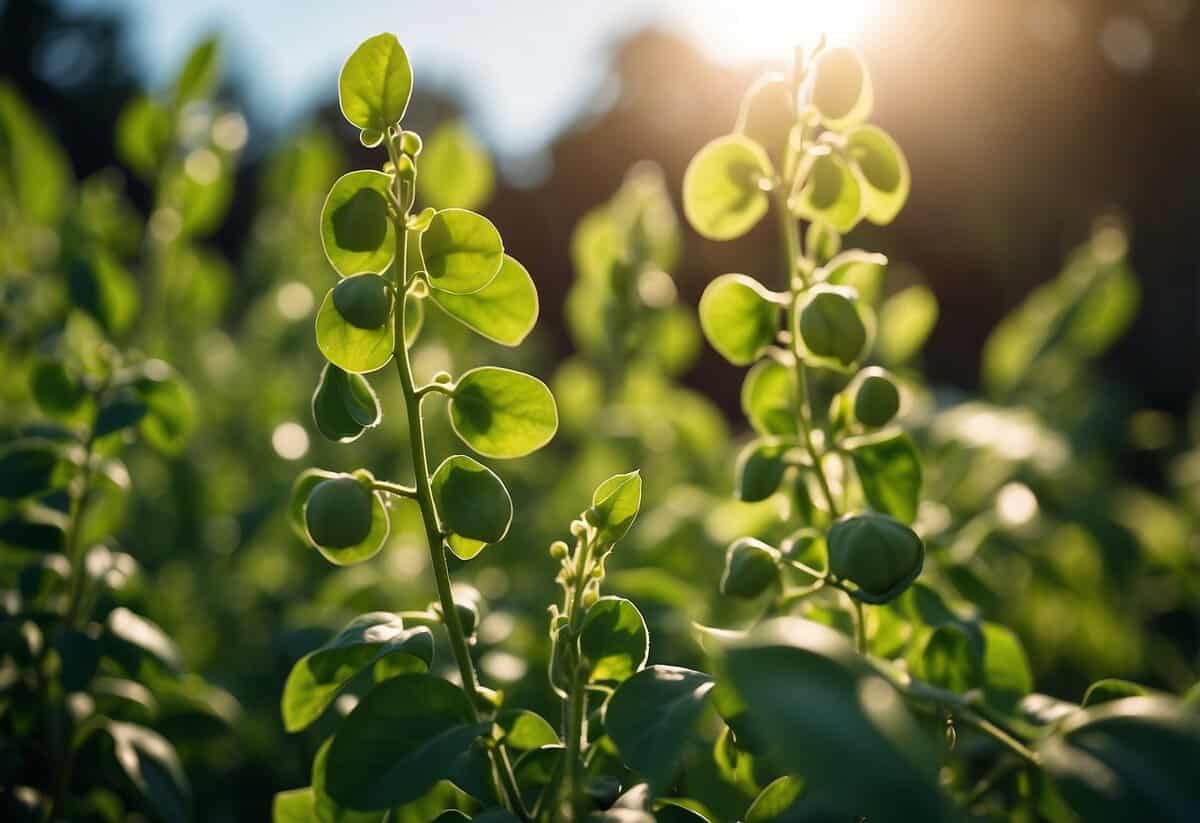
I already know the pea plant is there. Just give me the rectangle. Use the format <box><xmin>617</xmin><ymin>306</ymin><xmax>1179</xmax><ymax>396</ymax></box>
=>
<box><xmin>588</xmin><ymin>42</ymin><xmax>1200</xmax><ymax>823</ymax></box>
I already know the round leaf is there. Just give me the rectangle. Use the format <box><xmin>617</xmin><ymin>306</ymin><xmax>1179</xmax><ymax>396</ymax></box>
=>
<box><xmin>332</xmin><ymin>273</ymin><xmax>394</xmax><ymax>330</ymax></box>
<box><xmin>449</xmin><ymin>367</ymin><xmax>558</xmax><ymax>459</ymax></box>
<box><xmin>420</xmin><ymin>208</ymin><xmax>504</xmax><ymax>294</ymax></box>
<box><xmin>698</xmin><ymin>274</ymin><xmax>781</xmax><ymax>366</ymax></box>
<box><xmin>846</xmin><ymin>125</ymin><xmax>910</xmax><ymax>225</ymax></box>
<box><xmin>430</xmin><ymin>254</ymin><xmax>538</xmax><ymax>346</ymax></box>
<box><xmin>789</xmin><ymin>153</ymin><xmax>863</xmax><ymax>234</ymax></box>
<box><xmin>741</xmin><ymin>359</ymin><xmax>798</xmax><ymax>437</ymax></box>
<box><xmin>420</xmin><ymin>120</ymin><xmax>495</xmax><ymax>211</ymax></box>
<box><xmin>431</xmin><ymin>454</ymin><xmax>513</xmax><ymax>556</ymax></box>
<box><xmin>578</xmin><ymin>596</ymin><xmax>648</xmax><ymax>684</ymax></box>
<box><xmin>848</xmin><ymin>429</ymin><xmax>923</xmax><ymax>524</ymax></box>
<box><xmin>302</xmin><ymin>476</ymin><xmax>390</xmax><ymax>566</ymax></box>
<box><xmin>682</xmin><ymin>135</ymin><xmax>773</xmax><ymax>241</ymax></box>
<box><xmin>809</xmin><ymin>47</ymin><xmax>873</xmax><ymax>129</ymax></box>
<box><xmin>321</xmin><ymin>170</ymin><xmax>396</xmax><ymax>277</ymax></box>
<box><xmin>735</xmin><ymin>440</ymin><xmax>787</xmax><ymax>503</ymax></box>
<box><xmin>325</xmin><ymin>674</ymin><xmax>488</xmax><ymax>810</ymax></box>
<box><xmin>606</xmin><ymin>666</ymin><xmax>715</xmax><ymax>792</ymax></box>
<box><xmin>315</xmin><ymin>288</ymin><xmax>394</xmax><ymax>374</ymax></box>
<box><xmin>338</xmin><ymin>33</ymin><xmax>413</xmax><ymax>131</ymax></box>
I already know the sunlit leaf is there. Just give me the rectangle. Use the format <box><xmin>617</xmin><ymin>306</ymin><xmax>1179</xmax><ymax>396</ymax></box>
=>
<box><xmin>579</xmin><ymin>596</ymin><xmax>649</xmax><ymax>683</ymax></box>
<box><xmin>420</xmin><ymin>208</ymin><xmax>504</xmax><ymax>294</ymax></box>
<box><xmin>698</xmin><ymin>274</ymin><xmax>782</xmax><ymax>366</ymax></box>
<box><xmin>448</xmin><ymin>367</ymin><xmax>557</xmax><ymax>458</ymax></box>
<box><xmin>683</xmin><ymin>135</ymin><xmax>773</xmax><ymax>241</ymax></box>
<box><xmin>431</xmin><ymin>454</ymin><xmax>513</xmax><ymax>557</ymax></box>
<box><xmin>315</xmin><ymin>288</ymin><xmax>395</xmax><ymax>374</ymax></box>
<box><xmin>338</xmin><ymin>33</ymin><xmax>414</xmax><ymax>131</ymax></box>
<box><xmin>430</xmin><ymin>255</ymin><xmax>538</xmax><ymax>346</ymax></box>
<box><xmin>321</xmin><ymin>170</ymin><xmax>396</xmax><ymax>276</ymax></box>
<box><xmin>420</xmin><ymin>120</ymin><xmax>495</xmax><ymax>211</ymax></box>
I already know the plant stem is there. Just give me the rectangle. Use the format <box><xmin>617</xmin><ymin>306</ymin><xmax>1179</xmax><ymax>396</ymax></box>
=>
<box><xmin>852</xmin><ymin>597</ymin><xmax>867</xmax><ymax>654</ymax></box>
<box><xmin>388</xmin><ymin>197</ymin><xmax>528</xmax><ymax>820</ymax></box>
<box><xmin>555</xmin><ymin>532</ymin><xmax>595</xmax><ymax>821</ymax></box>
<box><xmin>63</xmin><ymin>425</ymin><xmax>100</xmax><ymax>628</ymax></box>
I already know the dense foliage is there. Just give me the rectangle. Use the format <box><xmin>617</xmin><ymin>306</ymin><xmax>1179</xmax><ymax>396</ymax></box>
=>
<box><xmin>1</xmin><ymin>27</ymin><xmax>1197</xmax><ymax>823</ymax></box>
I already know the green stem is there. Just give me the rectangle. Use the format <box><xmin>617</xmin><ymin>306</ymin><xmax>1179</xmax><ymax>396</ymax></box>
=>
<box><xmin>852</xmin><ymin>598</ymin><xmax>867</xmax><ymax>654</ymax></box>
<box><xmin>388</xmin><ymin>199</ymin><xmax>528</xmax><ymax>821</ymax></box>
<box><xmin>556</xmin><ymin>532</ymin><xmax>594</xmax><ymax>821</ymax></box>
<box><xmin>901</xmin><ymin>678</ymin><xmax>1040</xmax><ymax>766</ymax></box>
<box><xmin>63</xmin><ymin>427</ymin><xmax>99</xmax><ymax>628</ymax></box>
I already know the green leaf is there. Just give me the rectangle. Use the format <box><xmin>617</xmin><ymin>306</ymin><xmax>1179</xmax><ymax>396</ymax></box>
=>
<box><xmin>0</xmin><ymin>84</ymin><xmax>72</xmax><ymax>224</ymax></box>
<box><xmin>810</xmin><ymin>47</ymin><xmax>873</xmax><ymax>129</ymax></box>
<box><xmin>333</xmin><ymin>273</ymin><xmax>394</xmax><ymax>330</ymax></box>
<box><xmin>735</xmin><ymin>73</ymin><xmax>794</xmax><ymax>163</ymax></box>
<box><xmin>288</xmin><ymin>469</ymin><xmax>337</xmax><ymax>543</ymax></box>
<box><xmin>430</xmin><ymin>254</ymin><xmax>538</xmax><ymax>346</ymax></box>
<box><xmin>827</xmin><ymin>512</ymin><xmax>923</xmax><ymax>604</ymax></box>
<box><xmin>106</xmin><ymin>606</ymin><xmax>184</xmax><ymax>674</ymax></box>
<box><xmin>981</xmin><ymin>622</ymin><xmax>1034</xmax><ymax>714</ymax></box>
<box><xmin>282</xmin><ymin>612</ymin><xmax>434</xmax><ymax>732</ymax></box>
<box><xmin>744</xmin><ymin>776</ymin><xmax>804</xmax><ymax>823</ymax></box>
<box><xmin>579</xmin><ymin>596</ymin><xmax>649</xmax><ymax>683</ymax></box>
<box><xmin>735</xmin><ymin>440</ymin><xmax>787</xmax><ymax>502</ymax></box>
<box><xmin>321</xmin><ymin>170</ymin><xmax>396</xmax><ymax>276</ymax></box>
<box><xmin>1082</xmin><ymin>679</ymin><xmax>1150</xmax><ymax>708</ymax></box>
<box><xmin>312</xmin><ymin>363</ymin><xmax>381</xmax><ymax>443</ymax></box>
<box><xmin>420</xmin><ymin>208</ymin><xmax>504</xmax><ymax>294</ymax></box>
<box><xmin>741</xmin><ymin>359</ymin><xmax>797</xmax><ymax>436</ymax></box>
<box><xmin>796</xmin><ymin>286</ymin><xmax>867</xmax><ymax>367</ymax></box>
<box><xmin>588</xmin><ymin>470</ymin><xmax>643</xmax><ymax>545</ymax></box>
<box><xmin>338</xmin><ymin>33</ymin><xmax>414</xmax><ymax>131</ymax></box>
<box><xmin>449</xmin><ymin>367</ymin><xmax>558</xmax><ymax>459</ymax></box>
<box><xmin>682</xmin><ymin>135</ymin><xmax>773</xmax><ymax>241</ymax></box>
<box><xmin>106</xmin><ymin>721</ymin><xmax>191</xmax><ymax>823</ymax></box>
<box><xmin>1038</xmin><ymin>697</ymin><xmax>1200</xmax><ymax>823</ymax></box>
<box><xmin>312</xmin><ymin>738</ymin><xmax>389</xmax><ymax>823</ymax></box>
<box><xmin>849</xmin><ymin>430</ymin><xmax>922</xmax><ymax>524</ymax></box>
<box><xmin>0</xmin><ymin>440</ymin><xmax>61</xmax><ymax>500</ymax></box>
<box><xmin>325</xmin><ymin>674</ymin><xmax>489</xmax><ymax>810</ymax></box>
<box><xmin>917</xmin><ymin>624</ymin><xmax>980</xmax><ymax>693</ymax></box>
<box><xmin>95</xmin><ymin>392</ymin><xmax>148</xmax><ymax>438</ymax></box>
<box><xmin>606</xmin><ymin>666</ymin><xmax>715</xmax><ymax>791</ymax></box>
<box><xmin>420</xmin><ymin>120</ymin><xmax>495</xmax><ymax>211</ymax></box>
<box><xmin>823</xmin><ymin>250</ymin><xmax>888</xmax><ymax>305</ymax></box>
<box><xmin>316</xmin><ymin>288</ymin><xmax>395</xmax><ymax>374</ymax></box>
<box><xmin>302</xmin><ymin>475</ymin><xmax>391</xmax><ymax>566</ymax></box>
<box><xmin>132</xmin><ymin>364</ymin><xmax>196</xmax><ymax>454</ymax></box>
<box><xmin>722</xmin><ymin>618</ymin><xmax>949</xmax><ymax>821</ymax></box>
<box><xmin>699</xmin><ymin>274</ymin><xmax>781</xmax><ymax>366</ymax></box>
<box><xmin>273</xmin><ymin>787</ymin><xmax>318</xmax><ymax>822</ymax></box>
<box><xmin>431</xmin><ymin>454</ymin><xmax>513</xmax><ymax>557</ymax></box>
<box><xmin>846</xmin><ymin>125</ymin><xmax>909</xmax><ymax>225</ymax></box>
<box><xmin>877</xmin><ymin>285</ymin><xmax>938</xmax><ymax>365</ymax></box>
<box><xmin>116</xmin><ymin>96</ymin><xmax>171</xmax><ymax>181</ymax></box>
<box><xmin>789</xmin><ymin>153</ymin><xmax>863</xmax><ymax>234</ymax></box>
<box><xmin>173</xmin><ymin>36</ymin><xmax>220</xmax><ymax>105</ymax></box>
<box><xmin>494</xmin><ymin>709</ymin><xmax>559</xmax><ymax>751</ymax></box>
<box><xmin>30</xmin><ymin>359</ymin><xmax>87</xmax><ymax>418</ymax></box>
<box><xmin>720</xmin><ymin>538</ymin><xmax>781</xmax><ymax>599</ymax></box>
<box><xmin>69</xmin><ymin>252</ymin><xmax>140</xmax><ymax>337</ymax></box>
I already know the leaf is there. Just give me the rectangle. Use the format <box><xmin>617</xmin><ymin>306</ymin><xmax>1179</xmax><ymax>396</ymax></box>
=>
<box><xmin>1082</xmin><ymin>679</ymin><xmax>1150</xmax><ymax>708</ymax></box>
<box><xmin>315</xmin><ymin>288</ymin><xmax>395</xmax><ymax>374</ymax></box>
<box><xmin>606</xmin><ymin>666</ymin><xmax>715</xmax><ymax>791</ymax></box>
<box><xmin>849</xmin><ymin>430</ymin><xmax>922</xmax><ymax>524</ymax></box>
<box><xmin>494</xmin><ymin>709</ymin><xmax>559</xmax><ymax>751</ymax></box>
<box><xmin>296</xmin><ymin>472</ymin><xmax>391</xmax><ymax>566</ymax></box>
<box><xmin>288</xmin><ymin>469</ymin><xmax>338</xmax><ymax>543</ymax></box>
<box><xmin>917</xmin><ymin>624</ymin><xmax>980</xmax><ymax>693</ymax></box>
<box><xmin>282</xmin><ymin>612</ymin><xmax>434</xmax><ymax>732</ymax></box>
<box><xmin>809</xmin><ymin>47</ymin><xmax>873</xmax><ymax>129</ymax></box>
<box><xmin>796</xmin><ymin>286</ymin><xmax>867</xmax><ymax>367</ymax></box>
<box><xmin>722</xmin><ymin>618</ymin><xmax>949</xmax><ymax>821</ymax></box>
<box><xmin>321</xmin><ymin>170</ymin><xmax>396</xmax><ymax>276</ymax></box>
<box><xmin>106</xmin><ymin>721</ymin><xmax>191</xmax><ymax>823</ymax></box>
<box><xmin>720</xmin><ymin>538</ymin><xmax>781</xmax><ymax>599</ymax></box>
<box><xmin>741</xmin><ymin>359</ymin><xmax>798</xmax><ymax>437</ymax></box>
<box><xmin>698</xmin><ymin>274</ymin><xmax>781</xmax><ymax>366</ymax></box>
<box><xmin>744</xmin><ymin>776</ymin><xmax>804</xmax><ymax>823</ymax></box>
<box><xmin>338</xmin><ymin>33</ymin><xmax>414</xmax><ymax>131</ymax></box>
<box><xmin>823</xmin><ymin>250</ymin><xmax>888</xmax><ymax>305</ymax></box>
<box><xmin>312</xmin><ymin>364</ymin><xmax>381</xmax><ymax>443</ymax></box>
<box><xmin>273</xmin><ymin>787</ymin><xmax>318</xmax><ymax>822</ymax></box>
<box><xmin>0</xmin><ymin>440</ymin><xmax>60</xmax><ymax>500</ymax></box>
<box><xmin>682</xmin><ymin>135</ymin><xmax>773</xmax><ymax>241</ymax></box>
<box><xmin>420</xmin><ymin>208</ymin><xmax>504</xmax><ymax>294</ymax></box>
<box><xmin>420</xmin><ymin>120</ymin><xmax>495</xmax><ymax>211</ymax></box>
<box><xmin>325</xmin><ymin>674</ymin><xmax>489</xmax><ymax>810</ymax></box>
<box><xmin>1038</xmin><ymin>697</ymin><xmax>1200</xmax><ymax>823</ymax></box>
<box><xmin>846</xmin><ymin>125</ymin><xmax>909</xmax><ymax>225</ymax></box>
<box><xmin>0</xmin><ymin>83</ymin><xmax>72</xmax><ymax>224</ymax></box>
<box><xmin>981</xmin><ymin>622</ymin><xmax>1034</xmax><ymax>714</ymax></box>
<box><xmin>116</xmin><ymin>95</ymin><xmax>171</xmax><ymax>181</ymax></box>
<box><xmin>449</xmin><ymin>367</ymin><xmax>558</xmax><ymax>459</ymax></box>
<box><xmin>430</xmin><ymin>254</ymin><xmax>538</xmax><ymax>346</ymax></box>
<box><xmin>312</xmin><ymin>738</ymin><xmax>389</xmax><ymax>823</ymax></box>
<box><xmin>173</xmin><ymin>36</ymin><xmax>220</xmax><ymax>105</ymax></box>
<box><xmin>789</xmin><ymin>153</ymin><xmax>863</xmax><ymax>235</ymax></box>
<box><xmin>735</xmin><ymin>440</ymin><xmax>787</xmax><ymax>502</ymax></box>
<box><xmin>579</xmin><ymin>596</ymin><xmax>648</xmax><ymax>683</ymax></box>
<box><xmin>68</xmin><ymin>252</ymin><xmax>140</xmax><ymax>337</ymax></box>
<box><xmin>106</xmin><ymin>606</ymin><xmax>183</xmax><ymax>674</ymax></box>
<box><xmin>877</xmin><ymin>285</ymin><xmax>938</xmax><ymax>365</ymax></box>
<box><xmin>735</xmin><ymin>73</ymin><xmax>794</xmax><ymax>163</ymax></box>
<box><xmin>132</xmin><ymin>364</ymin><xmax>196</xmax><ymax>454</ymax></box>
<box><xmin>431</xmin><ymin>454</ymin><xmax>512</xmax><ymax>558</ymax></box>
<box><xmin>588</xmin><ymin>470</ymin><xmax>642</xmax><ymax>545</ymax></box>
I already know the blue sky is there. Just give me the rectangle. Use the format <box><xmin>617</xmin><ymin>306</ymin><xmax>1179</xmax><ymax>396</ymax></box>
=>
<box><xmin>64</xmin><ymin>0</ymin><xmax>887</xmax><ymax>154</ymax></box>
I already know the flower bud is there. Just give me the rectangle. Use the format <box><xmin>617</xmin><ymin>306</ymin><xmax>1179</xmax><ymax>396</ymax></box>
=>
<box><xmin>720</xmin><ymin>538</ymin><xmax>781</xmax><ymax>599</ymax></box>
<box><xmin>853</xmin><ymin>368</ymin><xmax>900</xmax><ymax>428</ymax></box>
<box><xmin>549</xmin><ymin>540</ymin><xmax>569</xmax><ymax>559</ymax></box>
<box><xmin>827</xmin><ymin>512</ymin><xmax>923</xmax><ymax>603</ymax></box>
<box><xmin>581</xmin><ymin>586</ymin><xmax>599</xmax><ymax>608</ymax></box>
<box><xmin>332</xmin><ymin>273</ymin><xmax>393</xmax><ymax>330</ymax></box>
<box><xmin>305</xmin><ymin>476</ymin><xmax>374</xmax><ymax>549</ymax></box>
<box><xmin>432</xmin><ymin>370</ymin><xmax>453</xmax><ymax>384</ymax></box>
<box><xmin>400</xmin><ymin>130</ymin><xmax>423</xmax><ymax>157</ymax></box>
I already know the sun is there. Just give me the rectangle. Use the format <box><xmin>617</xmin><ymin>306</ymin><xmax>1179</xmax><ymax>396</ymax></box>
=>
<box><xmin>683</xmin><ymin>0</ymin><xmax>882</xmax><ymax>62</ymax></box>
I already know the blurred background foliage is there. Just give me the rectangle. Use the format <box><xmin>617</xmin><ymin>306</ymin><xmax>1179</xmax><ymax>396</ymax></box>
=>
<box><xmin>1</xmin><ymin>0</ymin><xmax>1197</xmax><ymax>819</ymax></box>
